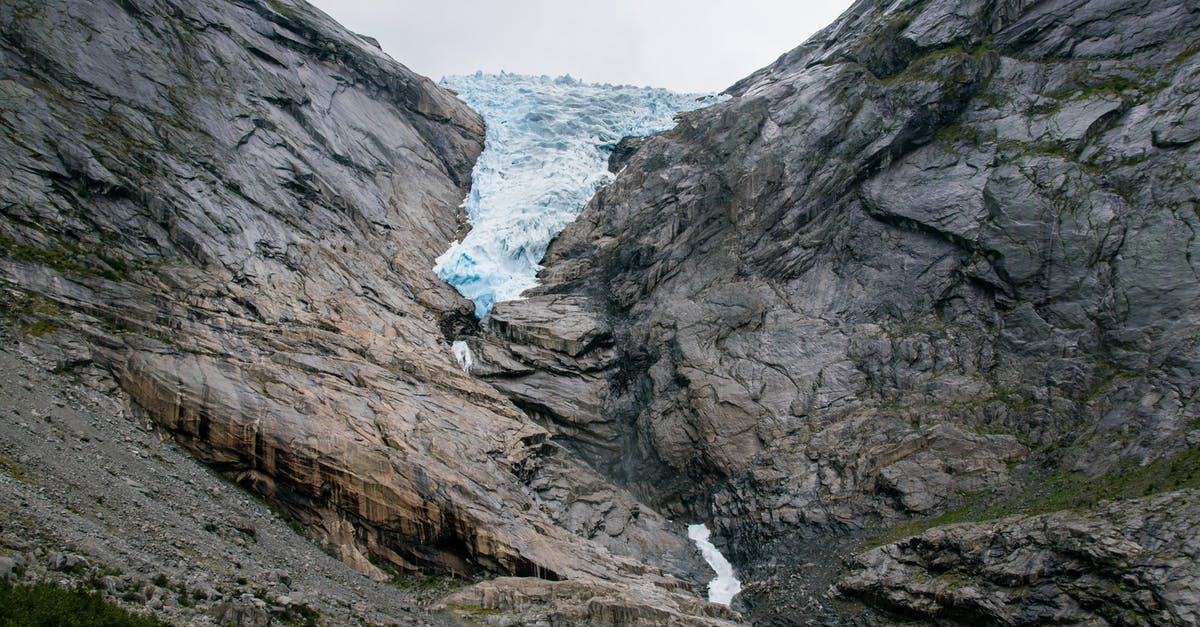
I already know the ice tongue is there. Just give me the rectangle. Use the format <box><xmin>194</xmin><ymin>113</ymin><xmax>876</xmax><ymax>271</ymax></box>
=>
<box><xmin>434</xmin><ymin>72</ymin><xmax>719</xmax><ymax>318</ymax></box>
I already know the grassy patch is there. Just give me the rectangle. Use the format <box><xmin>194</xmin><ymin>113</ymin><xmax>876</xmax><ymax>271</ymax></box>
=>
<box><xmin>452</xmin><ymin>604</ymin><xmax>500</xmax><ymax>623</ymax></box>
<box><xmin>0</xmin><ymin>233</ymin><xmax>138</xmax><ymax>283</ymax></box>
<box><xmin>1067</xmin><ymin>76</ymin><xmax>1141</xmax><ymax>100</ymax></box>
<box><xmin>866</xmin><ymin>444</ymin><xmax>1200</xmax><ymax>548</ymax></box>
<box><xmin>877</xmin><ymin>387</ymin><xmax>1039</xmax><ymax>423</ymax></box>
<box><xmin>1052</xmin><ymin>67</ymin><xmax>1165</xmax><ymax>103</ymax></box>
<box><xmin>0</xmin><ymin>581</ymin><xmax>169</xmax><ymax>626</ymax></box>
<box><xmin>1168</xmin><ymin>45</ymin><xmax>1200</xmax><ymax>67</ymax></box>
<box><xmin>934</xmin><ymin>122</ymin><xmax>988</xmax><ymax>148</ymax></box>
<box><xmin>278</xmin><ymin>603</ymin><xmax>321</xmax><ymax>627</ymax></box>
<box><xmin>854</xmin><ymin>6</ymin><xmax>920</xmax><ymax>79</ymax></box>
<box><xmin>266</xmin><ymin>0</ymin><xmax>301</xmax><ymax>21</ymax></box>
<box><xmin>879</xmin><ymin>41</ymin><xmax>994</xmax><ymax>88</ymax></box>
<box><xmin>0</xmin><ymin>292</ymin><xmax>64</xmax><ymax>338</ymax></box>
<box><xmin>390</xmin><ymin>574</ymin><xmax>451</xmax><ymax>591</ymax></box>
<box><xmin>0</xmin><ymin>453</ymin><xmax>30</xmax><ymax>484</ymax></box>
<box><xmin>19</xmin><ymin>319</ymin><xmax>58</xmax><ymax>337</ymax></box>
<box><xmin>85</xmin><ymin>567</ymin><xmax>124</xmax><ymax>592</ymax></box>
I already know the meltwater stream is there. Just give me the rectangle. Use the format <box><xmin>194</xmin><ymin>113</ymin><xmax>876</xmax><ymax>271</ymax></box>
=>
<box><xmin>688</xmin><ymin>523</ymin><xmax>742</xmax><ymax>605</ymax></box>
<box><xmin>434</xmin><ymin>72</ymin><xmax>718</xmax><ymax>317</ymax></box>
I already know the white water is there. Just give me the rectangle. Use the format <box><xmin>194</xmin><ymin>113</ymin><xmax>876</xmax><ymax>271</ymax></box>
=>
<box><xmin>434</xmin><ymin>72</ymin><xmax>718</xmax><ymax>318</ymax></box>
<box><xmin>688</xmin><ymin>523</ymin><xmax>741</xmax><ymax>605</ymax></box>
<box><xmin>451</xmin><ymin>340</ymin><xmax>474</xmax><ymax>374</ymax></box>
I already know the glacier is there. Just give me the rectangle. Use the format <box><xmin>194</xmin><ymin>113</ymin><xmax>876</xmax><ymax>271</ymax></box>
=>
<box><xmin>688</xmin><ymin>523</ymin><xmax>742</xmax><ymax>605</ymax></box>
<box><xmin>434</xmin><ymin>72</ymin><xmax>719</xmax><ymax>318</ymax></box>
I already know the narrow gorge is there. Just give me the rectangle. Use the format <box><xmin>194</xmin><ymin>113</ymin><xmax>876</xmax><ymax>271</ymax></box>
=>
<box><xmin>1</xmin><ymin>0</ymin><xmax>1198</xmax><ymax>625</ymax></box>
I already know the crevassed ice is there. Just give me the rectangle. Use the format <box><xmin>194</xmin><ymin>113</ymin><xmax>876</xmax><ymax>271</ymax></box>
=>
<box><xmin>688</xmin><ymin>523</ymin><xmax>742</xmax><ymax>605</ymax></box>
<box><xmin>435</xmin><ymin>72</ymin><xmax>719</xmax><ymax>318</ymax></box>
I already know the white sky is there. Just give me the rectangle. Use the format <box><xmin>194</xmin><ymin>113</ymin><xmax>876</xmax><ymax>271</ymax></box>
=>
<box><xmin>305</xmin><ymin>1</ymin><xmax>854</xmax><ymax>93</ymax></box>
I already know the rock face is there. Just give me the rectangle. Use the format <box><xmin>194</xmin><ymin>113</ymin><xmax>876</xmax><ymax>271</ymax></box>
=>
<box><xmin>6</xmin><ymin>0</ymin><xmax>1200</xmax><ymax>623</ymax></box>
<box><xmin>438</xmin><ymin>576</ymin><xmax>740</xmax><ymax>626</ymax></box>
<box><xmin>0</xmin><ymin>0</ymin><xmax>722</xmax><ymax>623</ymax></box>
<box><xmin>839</xmin><ymin>490</ymin><xmax>1200</xmax><ymax>624</ymax></box>
<box><xmin>0</xmin><ymin>335</ymin><xmax>460</xmax><ymax>626</ymax></box>
<box><xmin>471</xmin><ymin>0</ymin><xmax>1200</xmax><ymax>621</ymax></box>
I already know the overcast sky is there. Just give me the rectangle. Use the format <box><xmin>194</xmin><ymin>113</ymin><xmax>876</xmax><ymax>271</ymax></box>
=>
<box><xmin>305</xmin><ymin>1</ymin><xmax>854</xmax><ymax>93</ymax></box>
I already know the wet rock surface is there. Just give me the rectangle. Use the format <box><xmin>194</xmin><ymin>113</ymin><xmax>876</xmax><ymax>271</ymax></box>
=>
<box><xmin>0</xmin><ymin>0</ymin><xmax>722</xmax><ymax>623</ymax></box>
<box><xmin>473</xmin><ymin>0</ymin><xmax>1200</xmax><ymax>622</ymax></box>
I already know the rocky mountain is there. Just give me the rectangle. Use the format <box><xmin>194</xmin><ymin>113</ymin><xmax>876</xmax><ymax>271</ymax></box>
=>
<box><xmin>3</xmin><ymin>0</ymin><xmax>1199</xmax><ymax>625</ymax></box>
<box><xmin>464</xmin><ymin>0</ymin><xmax>1200</xmax><ymax>623</ymax></box>
<box><xmin>0</xmin><ymin>0</ymin><xmax>733</xmax><ymax>624</ymax></box>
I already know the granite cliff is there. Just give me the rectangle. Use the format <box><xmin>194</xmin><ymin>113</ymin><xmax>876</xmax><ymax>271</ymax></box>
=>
<box><xmin>465</xmin><ymin>0</ymin><xmax>1200</xmax><ymax>623</ymax></box>
<box><xmin>0</xmin><ymin>0</ymin><xmax>731</xmax><ymax>624</ymax></box>
<box><xmin>3</xmin><ymin>0</ymin><xmax>1200</xmax><ymax>624</ymax></box>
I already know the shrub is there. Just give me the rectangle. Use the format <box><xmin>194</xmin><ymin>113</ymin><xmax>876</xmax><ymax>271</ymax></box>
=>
<box><xmin>0</xmin><ymin>580</ymin><xmax>168</xmax><ymax>626</ymax></box>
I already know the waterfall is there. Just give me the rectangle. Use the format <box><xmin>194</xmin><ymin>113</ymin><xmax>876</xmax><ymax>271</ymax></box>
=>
<box><xmin>688</xmin><ymin>523</ymin><xmax>741</xmax><ymax>605</ymax></box>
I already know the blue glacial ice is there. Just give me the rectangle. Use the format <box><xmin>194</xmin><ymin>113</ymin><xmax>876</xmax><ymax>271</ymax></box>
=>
<box><xmin>434</xmin><ymin>72</ymin><xmax>719</xmax><ymax>318</ymax></box>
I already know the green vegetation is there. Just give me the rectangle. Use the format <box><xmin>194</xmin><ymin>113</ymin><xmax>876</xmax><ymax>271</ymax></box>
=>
<box><xmin>7</xmin><ymin>1</ymin><xmax>43</xmax><ymax>21</ymax></box>
<box><xmin>0</xmin><ymin>234</ymin><xmax>137</xmax><ymax>283</ymax></box>
<box><xmin>278</xmin><ymin>603</ymin><xmax>321</xmax><ymax>627</ymax></box>
<box><xmin>13</xmin><ymin>294</ymin><xmax>59</xmax><ymax>318</ymax></box>
<box><xmin>0</xmin><ymin>453</ymin><xmax>30</xmax><ymax>484</ymax></box>
<box><xmin>1060</xmin><ymin>74</ymin><xmax>1155</xmax><ymax>102</ymax></box>
<box><xmin>891</xmin><ymin>389</ymin><xmax>1039</xmax><ymax>420</ymax></box>
<box><xmin>390</xmin><ymin>574</ymin><xmax>452</xmax><ymax>591</ymax></box>
<box><xmin>85</xmin><ymin>567</ymin><xmax>123</xmax><ymax>593</ymax></box>
<box><xmin>374</xmin><ymin>559</ymin><xmax>478</xmax><ymax>601</ymax></box>
<box><xmin>19</xmin><ymin>320</ymin><xmax>58</xmax><ymax>337</ymax></box>
<box><xmin>909</xmin><ymin>45</ymin><xmax>985</xmax><ymax>74</ymax></box>
<box><xmin>933</xmin><ymin>122</ymin><xmax>988</xmax><ymax>148</ymax></box>
<box><xmin>119</xmin><ymin>579</ymin><xmax>144</xmax><ymax>605</ymax></box>
<box><xmin>1168</xmin><ymin>45</ymin><xmax>1200</xmax><ymax>67</ymax></box>
<box><xmin>868</xmin><ymin>444</ymin><xmax>1200</xmax><ymax>547</ymax></box>
<box><xmin>1</xmin><ymin>291</ymin><xmax>63</xmax><ymax>339</ymax></box>
<box><xmin>452</xmin><ymin>604</ymin><xmax>501</xmax><ymax>624</ymax></box>
<box><xmin>266</xmin><ymin>0</ymin><xmax>301</xmax><ymax>21</ymax></box>
<box><xmin>1072</xmin><ymin>76</ymin><xmax>1139</xmax><ymax>99</ymax></box>
<box><xmin>171</xmin><ymin>582</ymin><xmax>204</xmax><ymax>608</ymax></box>
<box><xmin>0</xmin><ymin>581</ymin><xmax>169</xmax><ymax>626</ymax></box>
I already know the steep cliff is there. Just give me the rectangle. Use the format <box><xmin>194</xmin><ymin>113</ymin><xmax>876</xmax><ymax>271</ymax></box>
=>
<box><xmin>466</xmin><ymin>0</ymin><xmax>1200</xmax><ymax>622</ymax></box>
<box><xmin>6</xmin><ymin>0</ymin><xmax>1200</xmax><ymax>623</ymax></box>
<box><xmin>0</xmin><ymin>0</ymin><xmax>733</xmax><ymax>624</ymax></box>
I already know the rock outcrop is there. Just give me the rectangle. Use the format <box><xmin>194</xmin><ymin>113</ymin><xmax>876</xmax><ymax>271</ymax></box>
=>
<box><xmin>438</xmin><ymin>576</ymin><xmax>740</xmax><ymax>626</ymax></box>
<box><xmin>0</xmin><ymin>0</ymin><xmax>723</xmax><ymax>622</ymax></box>
<box><xmin>839</xmin><ymin>489</ymin><xmax>1200</xmax><ymax>624</ymax></box>
<box><xmin>471</xmin><ymin>0</ymin><xmax>1200</xmax><ymax>621</ymax></box>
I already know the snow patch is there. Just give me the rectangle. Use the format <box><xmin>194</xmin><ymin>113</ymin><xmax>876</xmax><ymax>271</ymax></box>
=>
<box><xmin>688</xmin><ymin>523</ymin><xmax>741</xmax><ymax>605</ymax></box>
<box><xmin>434</xmin><ymin>72</ymin><xmax>720</xmax><ymax>317</ymax></box>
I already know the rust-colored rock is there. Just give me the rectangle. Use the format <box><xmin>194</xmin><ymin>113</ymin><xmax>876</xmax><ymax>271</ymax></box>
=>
<box><xmin>0</xmin><ymin>0</ymin><xmax>717</xmax><ymax>622</ymax></box>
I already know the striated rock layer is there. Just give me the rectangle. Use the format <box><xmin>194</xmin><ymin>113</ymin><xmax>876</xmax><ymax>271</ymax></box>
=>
<box><xmin>0</xmin><ymin>0</ymin><xmax>728</xmax><ymax>623</ymax></box>
<box><xmin>467</xmin><ymin>0</ymin><xmax>1200</xmax><ymax>622</ymax></box>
